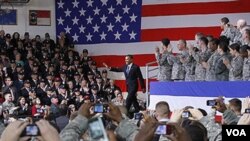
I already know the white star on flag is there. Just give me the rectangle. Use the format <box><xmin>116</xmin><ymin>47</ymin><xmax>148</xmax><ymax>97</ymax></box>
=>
<box><xmin>79</xmin><ymin>8</ymin><xmax>86</xmax><ymax>16</ymax></box>
<box><xmin>108</xmin><ymin>6</ymin><xmax>115</xmax><ymax>14</ymax></box>
<box><xmin>116</xmin><ymin>0</ymin><xmax>122</xmax><ymax>5</ymax></box>
<box><xmin>114</xmin><ymin>31</ymin><xmax>121</xmax><ymax>40</ymax></box>
<box><xmin>86</xmin><ymin>16</ymin><xmax>93</xmax><ymax>24</ymax></box>
<box><xmin>86</xmin><ymin>33</ymin><xmax>93</xmax><ymax>41</ymax></box>
<box><xmin>100</xmin><ymin>0</ymin><xmax>108</xmax><ymax>6</ymax></box>
<box><xmin>130</xmin><ymin>13</ymin><xmax>137</xmax><ymax>22</ymax></box>
<box><xmin>57</xmin><ymin>17</ymin><xmax>64</xmax><ymax>25</ymax></box>
<box><xmin>129</xmin><ymin>31</ymin><xmax>137</xmax><ymax>40</ymax></box>
<box><xmin>107</xmin><ymin>23</ymin><xmax>114</xmax><ymax>31</ymax></box>
<box><xmin>64</xmin><ymin>9</ymin><xmax>71</xmax><ymax>17</ymax></box>
<box><xmin>93</xmin><ymin>7</ymin><xmax>100</xmax><ymax>15</ymax></box>
<box><xmin>72</xmin><ymin>0</ymin><xmax>79</xmax><ymax>8</ymax></box>
<box><xmin>58</xmin><ymin>0</ymin><xmax>64</xmax><ymax>8</ymax></box>
<box><xmin>79</xmin><ymin>25</ymin><xmax>85</xmax><ymax>33</ymax></box>
<box><xmin>93</xmin><ymin>24</ymin><xmax>100</xmax><ymax>32</ymax></box>
<box><xmin>100</xmin><ymin>15</ymin><xmax>107</xmax><ymax>23</ymax></box>
<box><xmin>115</xmin><ymin>14</ymin><xmax>122</xmax><ymax>23</ymax></box>
<box><xmin>72</xmin><ymin>33</ymin><xmax>79</xmax><ymax>42</ymax></box>
<box><xmin>122</xmin><ymin>23</ymin><xmax>129</xmax><ymax>31</ymax></box>
<box><xmin>64</xmin><ymin>25</ymin><xmax>71</xmax><ymax>33</ymax></box>
<box><xmin>123</xmin><ymin>5</ymin><xmax>130</xmax><ymax>14</ymax></box>
<box><xmin>87</xmin><ymin>0</ymin><xmax>94</xmax><ymax>7</ymax></box>
<box><xmin>72</xmin><ymin>17</ymin><xmax>79</xmax><ymax>25</ymax></box>
<box><xmin>100</xmin><ymin>32</ymin><xmax>107</xmax><ymax>40</ymax></box>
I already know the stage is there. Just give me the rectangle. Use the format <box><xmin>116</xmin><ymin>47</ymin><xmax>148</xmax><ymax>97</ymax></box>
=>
<box><xmin>148</xmin><ymin>81</ymin><xmax>250</xmax><ymax>113</ymax></box>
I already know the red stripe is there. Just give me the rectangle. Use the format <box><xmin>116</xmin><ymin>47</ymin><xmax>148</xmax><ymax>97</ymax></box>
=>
<box><xmin>37</xmin><ymin>11</ymin><xmax>50</xmax><ymax>18</ymax></box>
<box><xmin>141</xmin><ymin>26</ymin><xmax>221</xmax><ymax>41</ymax></box>
<box><xmin>142</xmin><ymin>0</ymin><xmax>250</xmax><ymax>17</ymax></box>
<box><xmin>92</xmin><ymin>54</ymin><xmax>156</xmax><ymax>67</ymax></box>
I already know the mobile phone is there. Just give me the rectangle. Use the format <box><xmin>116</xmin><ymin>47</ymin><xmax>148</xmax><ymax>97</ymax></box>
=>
<box><xmin>182</xmin><ymin>111</ymin><xmax>191</xmax><ymax>118</ymax></box>
<box><xmin>88</xmin><ymin>117</ymin><xmax>108</xmax><ymax>141</ymax></box>
<box><xmin>21</xmin><ymin>124</ymin><xmax>40</xmax><ymax>136</ymax></box>
<box><xmin>94</xmin><ymin>104</ymin><xmax>109</xmax><ymax>113</ymax></box>
<box><xmin>206</xmin><ymin>100</ymin><xmax>217</xmax><ymax>106</ymax></box>
<box><xmin>155</xmin><ymin>124</ymin><xmax>172</xmax><ymax>135</ymax></box>
<box><xmin>134</xmin><ymin>113</ymin><xmax>143</xmax><ymax>120</ymax></box>
<box><xmin>245</xmin><ymin>108</ymin><xmax>250</xmax><ymax>113</ymax></box>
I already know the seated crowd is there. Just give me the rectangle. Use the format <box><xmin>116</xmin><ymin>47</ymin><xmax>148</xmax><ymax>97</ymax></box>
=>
<box><xmin>0</xmin><ymin>17</ymin><xmax>249</xmax><ymax>141</ymax></box>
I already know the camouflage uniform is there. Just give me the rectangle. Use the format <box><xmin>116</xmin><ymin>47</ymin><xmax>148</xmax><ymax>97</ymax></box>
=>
<box><xmin>214</xmin><ymin>53</ymin><xmax>230</xmax><ymax>81</ymax></box>
<box><xmin>168</xmin><ymin>51</ymin><xmax>188</xmax><ymax>80</ymax></box>
<box><xmin>221</xmin><ymin>25</ymin><xmax>241</xmax><ymax>44</ymax></box>
<box><xmin>205</xmin><ymin>51</ymin><xmax>220</xmax><ymax>81</ymax></box>
<box><xmin>60</xmin><ymin>114</ymin><xmax>138</xmax><ymax>141</ymax></box>
<box><xmin>242</xmin><ymin>57</ymin><xmax>250</xmax><ymax>81</ymax></box>
<box><xmin>227</xmin><ymin>55</ymin><xmax>244</xmax><ymax>81</ymax></box>
<box><xmin>183</xmin><ymin>55</ymin><xmax>196</xmax><ymax>81</ymax></box>
<box><xmin>199</xmin><ymin>109</ymin><xmax>222</xmax><ymax>141</ymax></box>
<box><xmin>192</xmin><ymin>48</ymin><xmax>212</xmax><ymax>81</ymax></box>
<box><xmin>155</xmin><ymin>52</ymin><xmax>173</xmax><ymax>81</ymax></box>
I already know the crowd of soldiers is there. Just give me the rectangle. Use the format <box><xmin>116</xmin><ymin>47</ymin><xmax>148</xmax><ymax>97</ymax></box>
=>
<box><xmin>0</xmin><ymin>29</ymin><xmax>128</xmax><ymax>129</ymax></box>
<box><xmin>155</xmin><ymin>17</ymin><xmax>250</xmax><ymax>82</ymax></box>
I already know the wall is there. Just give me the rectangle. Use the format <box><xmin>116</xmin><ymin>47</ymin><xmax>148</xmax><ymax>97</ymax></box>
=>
<box><xmin>0</xmin><ymin>0</ymin><xmax>56</xmax><ymax>40</ymax></box>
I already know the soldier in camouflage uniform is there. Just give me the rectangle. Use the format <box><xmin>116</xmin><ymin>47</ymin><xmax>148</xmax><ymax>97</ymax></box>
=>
<box><xmin>242</xmin><ymin>45</ymin><xmax>250</xmax><ymax>81</ymax></box>
<box><xmin>155</xmin><ymin>38</ymin><xmax>173</xmax><ymax>81</ymax></box>
<box><xmin>169</xmin><ymin>39</ymin><xmax>189</xmax><ymax>81</ymax></box>
<box><xmin>204</xmin><ymin>38</ymin><xmax>220</xmax><ymax>81</ymax></box>
<box><xmin>214</xmin><ymin>41</ymin><xmax>230</xmax><ymax>81</ymax></box>
<box><xmin>242</xmin><ymin>29</ymin><xmax>250</xmax><ymax>46</ymax></box>
<box><xmin>224</xmin><ymin>43</ymin><xmax>244</xmax><ymax>81</ymax></box>
<box><xmin>190</xmin><ymin>37</ymin><xmax>212</xmax><ymax>81</ymax></box>
<box><xmin>220</xmin><ymin>17</ymin><xmax>241</xmax><ymax>44</ymax></box>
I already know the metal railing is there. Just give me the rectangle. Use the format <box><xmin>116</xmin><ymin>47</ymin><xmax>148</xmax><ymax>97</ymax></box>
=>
<box><xmin>145</xmin><ymin>61</ymin><xmax>158</xmax><ymax>109</ymax></box>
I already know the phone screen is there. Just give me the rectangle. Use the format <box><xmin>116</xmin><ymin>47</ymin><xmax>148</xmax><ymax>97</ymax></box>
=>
<box><xmin>94</xmin><ymin>104</ymin><xmax>104</xmax><ymax>113</ymax></box>
<box><xmin>155</xmin><ymin>125</ymin><xmax>167</xmax><ymax>135</ymax></box>
<box><xmin>25</xmin><ymin>125</ymin><xmax>40</xmax><ymax>136</ymax></box>
<box><xmin>88</xmin><ymin>117</ymin><xmax>108</xmax><ymax>140</ymax></box>
<box><xmin>206</xmin><ymin>100</ymin><xmax>217</xmax><ymax>106</ymax></box>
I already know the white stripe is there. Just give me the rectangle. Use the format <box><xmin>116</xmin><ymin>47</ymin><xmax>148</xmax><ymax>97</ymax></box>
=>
<box><xmin>142</xmin><ymin>0</ymin><xmax>236</xmax><ymax>5</ymax></box>
<box><xmin>142</xmin><ymin>13</ymin><xmax>250</xmax><ymax>29</ymax></box>
<box><xmin>98</xmin><ymin>66</ymin><xmax>159</xmax><ymax>80</ymax></box>
<box><xmin>37</xmin><ymin>18</ymin><xmax>51</xmax><ymax>25</ymax></box>
<box><xmin>148</xmin><ymin>95</ymin><xmax>244</xmax><ymax>114</ymax></box>
<box><xmin>75</xmin><ymin>40</ymin><xmax>194</xmax><ymax>56</ymax></box>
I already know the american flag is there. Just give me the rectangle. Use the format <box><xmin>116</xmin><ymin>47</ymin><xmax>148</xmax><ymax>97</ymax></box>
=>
<box><xmin>56</xmin><ymin>0</ymin><xmax>250</xmax><ymax>92</ymax></box>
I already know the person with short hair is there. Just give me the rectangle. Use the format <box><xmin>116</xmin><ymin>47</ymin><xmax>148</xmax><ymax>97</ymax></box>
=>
<box><xmin>155</xmin><ymin>38</ymin><xmax>173</xmax><ymax>81</ymax></box>
<box><xmin>103</xmin><ymin>55</ymin><xmax>145</xmax><ymax>113</ymax></box>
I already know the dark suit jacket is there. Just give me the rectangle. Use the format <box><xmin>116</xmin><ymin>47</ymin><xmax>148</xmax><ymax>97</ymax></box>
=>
<box><xmin>110</xmin><ymin>63</ymin><xmax>145</xmax><ymax>94</ymax></box>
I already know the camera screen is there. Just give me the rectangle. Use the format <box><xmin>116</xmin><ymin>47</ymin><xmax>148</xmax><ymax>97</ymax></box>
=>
<box><xmin>94</xmin><ymin>104</ymin><xmax>104</xmax><ymax>113</ymax></box>
<box><xmin>155</xmin><ymin>125</ymin><xmax>167</xmax><ymax>135</ymax></box>
<box><xmin>89</xmin><ymin>118</ymin><xmax>105</xmax><ymax>139</ymax></box>
<box><xmin>245</xmin><ymin>109</ymin><xmax>250</xmax><ymax>113</ymax></box>
<box><xmin>134</xmin><ymin>113</ymin><xmax>143</xmax><ymax>120</ymax></box>
<box><xmin>182</xmin><ymin>111</ymin><xmax>190</xmax><ymax>118</ymax></box>
<box><xmin>207</xmin><ymin>100</ymin><xmax>217</xmax><ymax>106</ymax></box>
<box><xmin>26</xmin><ymin>125</ymin><xmax>39</xmax><ymax>136</ymax></box>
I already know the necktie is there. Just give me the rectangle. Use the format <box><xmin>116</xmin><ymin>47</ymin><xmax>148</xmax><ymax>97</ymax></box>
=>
<box><xmin>126</xmin><ymin>65</ymin><xmax>130</xmax><ymax>74</ymax></box>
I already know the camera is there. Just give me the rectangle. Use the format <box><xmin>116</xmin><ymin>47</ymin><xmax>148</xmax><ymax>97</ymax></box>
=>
<box><xmin>21</xmin><ymin>124</ymin><xmax>40</xmax><ymax>137</ymax></box>
<box><xmin>94</xmin><ymin>103</ymin><xmax>109</xmax><ymax>113</ymax></box>
<box><xmin>134</xmin><ymin>113</ymin><xmax>143</xmax><ymax>120</ymax></box>
<box><xmin>88</xmin><ymin>117</ymin><xmax>108</xmax><ymax>141</ymax></box>
<box><xmin>245</xmin><ymin>108</ymin><xmax>250</xmax><ymax>113</ymax></box>
<box><xmin>155</xmin><ymin>124</ymin><xmax>172</xmax><ymax>135</ymax></box>
<box><xmin>206</xmin><ymin>100</ymin><xmax>217</xmax><ymax>106</ymax></box>
<box><xmin>182</xmin><ymin>111</ymin><xmax>191</xmax><ymax>118</ymax></box>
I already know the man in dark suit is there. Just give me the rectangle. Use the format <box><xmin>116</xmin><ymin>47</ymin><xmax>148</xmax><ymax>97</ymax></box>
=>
<box><xmin>103</xmin><ymin>55</ymin><xmax>145</xmax><ymax>113</ymax></box>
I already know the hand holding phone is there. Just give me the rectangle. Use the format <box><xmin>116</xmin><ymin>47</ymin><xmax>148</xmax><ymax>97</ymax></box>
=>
<box><xmin>20</xmin><ymin>124</ymin><xmax>40</xmax><ymax>137</ymax></box>
<box><xmin>94</xmin><ymin>103</ymin><xmax>109</xmax><ymax>113</ymax></box>
<box><xmin>88</xmin><ymin>117</ymin><xmax>108</xmax><ymax>141</ymax></box>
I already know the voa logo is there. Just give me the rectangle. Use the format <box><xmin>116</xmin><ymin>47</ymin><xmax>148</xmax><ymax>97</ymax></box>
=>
<box><xmin>226</xmin><ymin>129</ymin><xmax>246</xmax><ymax>136</ymax></box>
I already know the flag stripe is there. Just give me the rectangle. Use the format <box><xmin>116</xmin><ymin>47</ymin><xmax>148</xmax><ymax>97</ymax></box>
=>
<box><xmin>142</xmin><ymin>0</ymin><xmax>250</xmax><ymax>17</ymax></box>
<box><xmin>37</xmin><ymin>18</ymin><xmax>51</xmax><ymax>25</ymax></box>
<box><xmin>141</xmin><ymin>13</ymin><xmax>250</xmax><ymax>29</ymax></box>
<box><xmin>92</xmin><ymin>54</ymin><xmax>156</xmax><ymax>67</ymax></box>
<box><xmin>36</xmin><ymin>11</ymin><xmax>50</xmax><ymax>18</ymax></box>
<box><xmin>142</xmin><ymin>0</ymin><xmax>236</xmax><ymax>5</ymax></box>
<box><xmin>74</xmin><ymin>40</ymin><xmax>193</xmax><ymax>56</ymax></box>
<box><xmin>141</xmin><ymin>26</ymin><xmax>221</xmax><ymax>41</ymax></box>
